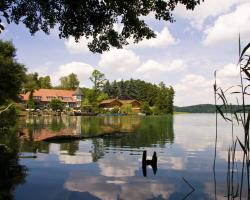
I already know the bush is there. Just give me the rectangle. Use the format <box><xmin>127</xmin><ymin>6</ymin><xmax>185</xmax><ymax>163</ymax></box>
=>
<box><xmin>49</xmin><ymin>99</ymin><xmax>64</xmax><ymax>111</ymax></box>
<box><xmin>141</xmin><ymin>101</ymin><xmax>152</xmax><ymax>115</ymax></box>
<box><xmin>121</xmin><ymin>104</ymin><xmax>133</xmax><ymax>114</ymax></box>
<box><xmin>110</xmin><ymin>106</ymin><xmax>120</xmax><ymax>114</ymax></box>
<box><xmin>0</xmin><ymin>104</ymin><xmax>17</xmax><ymax>128</ymax></box>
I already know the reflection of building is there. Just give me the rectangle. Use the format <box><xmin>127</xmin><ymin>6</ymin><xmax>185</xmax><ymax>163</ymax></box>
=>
<box><xmin>99</xmin><ymin>99</ymin><xmax>141</xmax><ymax>113</ymax></box>
<box><xmin>20</xmin><ymin>88</ymin><xmax>83</xmax><ymax>108</ymax></box>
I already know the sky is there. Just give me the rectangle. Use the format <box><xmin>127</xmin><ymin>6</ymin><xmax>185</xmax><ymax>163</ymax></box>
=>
<box><xmin>1</xmin><ymin>0</ymin><xmax>250</xmax><ymax>106</ymax></box>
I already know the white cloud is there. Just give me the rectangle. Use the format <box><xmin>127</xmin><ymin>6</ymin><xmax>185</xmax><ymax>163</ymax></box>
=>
<box><xmin>65</xmin><ymin>36</ymin><xmax>91</xmax><ymax>54</ymax></box>
<box><xmin>51</xmin><ymin>62</ymin><xmax>94</xmax><ymax>86</ymax></box>
<box><xmin>174</xmin><ymin>0</ymin><xmax>240</xmax><ymax>29</ymax></box>
<box><xmin>129</xmin><ymin>27</ymin><xmax>177</xmax><ymax>48</ymax></box>
<box><xmin>64</xmin><ymin>27</ymin><xmax>176</xmax><ymax>52</ymax></box>
<box><xmin>99</xmin><ymin>154</ymin><xmax>138</xmax><ymax>177</ymax></box>
<box><xmin>59</xmin><ymin>153</ymin><xmax>92</xmax><ymax>164</ymax></box>
<box><xmin>203</xmin><ymin>2</ymin><xmax>250</xmax><ymax>45</ymax></box>
<box><xmin>217</xmin><ymin>63</ymin><xmax>239</xmax><ymax>79</ymax></box>
<box><xmin>137</xmin><ymin>59</ymin><xmax>185</xmax><ymax>73</ymax></box>
<box><xmin>99</xmin><ymin>49</ymin><xmax>140</xmax><ymax>75</ymax></box>
<box><xmin>174</xmin><ymin>74</ymin><xmax>213</xmax><ymax>106</ymax></box>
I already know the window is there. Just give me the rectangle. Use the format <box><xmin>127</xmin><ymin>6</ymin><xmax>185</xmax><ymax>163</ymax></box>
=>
<box><xmin>33</xmin><ymin>96</ymin><xmax>42</xmax><ymax>100</ymax></box>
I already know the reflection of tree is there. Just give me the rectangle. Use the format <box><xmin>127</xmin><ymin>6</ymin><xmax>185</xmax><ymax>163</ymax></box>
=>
<box><xmin>0</xmin><ymin>131</ymin><xmax>26</xmax><ymax>200</ymax></box>
<box><xmin>60</xmin><ymin>141</ymin><xmax>79</xmax><ymax>155</ymax></box>
<box><xmin>81</xmin><ymin>116</ymin><xmax>141</xmax><ymax>137</ymax></box>
<box><xmin>103</xmin><ymin>115</ymin><xmax>174</xmax><ymax>148</ymax></box>
<box><xmin>91</xmin><ymin>138</ymin><xmax>104</xmax><ymax>162</ymax></box>
<box><xmin>48</xmin><ymin>117</ymin><xmax>65</xmax><ymax>132</ymax></box>
<box><xmin>19</xmin><ymin>139</ymin><xmax>49</xmax><ymax>153</ymax></box>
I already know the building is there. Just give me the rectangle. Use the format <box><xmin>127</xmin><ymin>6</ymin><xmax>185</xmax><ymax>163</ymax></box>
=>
<box><xmin>20</xmin><ymin>88</ymin><xmax>83</xmax><ymax>109</ymax></box>
<box><xmin>99</xmin><ymin>99</ymin><xmax>141</xmax><ymax>113</ymax></box>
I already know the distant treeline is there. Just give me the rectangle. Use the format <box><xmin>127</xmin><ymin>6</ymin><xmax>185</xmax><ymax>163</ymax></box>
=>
<box><xmin>174</xmin><ymin>104</ymin><xmax>250</xmax><ymax>113</ymax></box>
<box><xmin>103</xmin><ymin>79</ymin><xmax>174</xmax><ymax>106</ymax></box>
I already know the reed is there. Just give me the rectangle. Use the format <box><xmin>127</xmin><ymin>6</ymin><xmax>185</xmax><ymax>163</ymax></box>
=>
<box><xmin>214</xmin><ymin>37</ymin><xmax>250</xmax><ymax>199</ymax></box>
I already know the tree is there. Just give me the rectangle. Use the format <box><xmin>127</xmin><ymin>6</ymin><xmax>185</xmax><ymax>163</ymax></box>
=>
<box><xmin>23</xmin><ymin>73</ymin><xmax>40</xmax><ymax>94</ymax></box>
<box><xmin>141</xmin><ymin>101</ymin><xmax>152</xmax><ymax>115</ymax></box>
<box><xmin>49</xmin><ymin>99</ymin><xmax>64</xmax><ymax>111</ymax></box>
<box><xmin>155</xmin><ymin>84</ymin><xmax>175</xmax><ymax>114</ymax></box>
<box><xmin>103</xmin><ymin>80</ymin><xmax>112</xmax><ymax>96</ymax></box>
<box><xmin>117</xmin><ymin>80</ymin><xmax>126</xmax><ymax>99</ymax></box>
<box><xmin>89</xmin><ymin>70</ymin><xmax>106</xmax><ymax>91</ymax></box>
<box><xmin>39</xmin><ymin>76</ymin><xmax>52</xmax><ymax>88</ymax></box>
<box><xmin>60</xmin><ymin>73</ymin><xmax>79</xmax><ymax>90</ymax></box>
<box><xmin>0</xmin><ymin>1</ymin><xmax>202</xmax><ymax>53</ymax></box>
<box><xmin>0</xmin><ymin>40</ymin><xmax>26</xmax><ymax>105</ymax></box>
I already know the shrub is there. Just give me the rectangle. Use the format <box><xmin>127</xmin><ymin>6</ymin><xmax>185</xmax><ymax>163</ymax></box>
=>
<box><xmin>49</xmin><ymin>99</ymin><xmax>64</xmax><ymax>111</ymax></box>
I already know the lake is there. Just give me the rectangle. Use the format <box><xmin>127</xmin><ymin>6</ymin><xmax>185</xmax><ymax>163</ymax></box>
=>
<box><xmin>0</xmin><ymin>114</ymin><xmax>248</xmax><ymax>199</ymax></box>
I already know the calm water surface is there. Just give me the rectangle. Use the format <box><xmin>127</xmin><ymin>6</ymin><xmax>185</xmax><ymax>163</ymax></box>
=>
<box><xmin>1</xmin><ymin>114</ymin><xmax>248</xmax><ymax>199</ymax></box>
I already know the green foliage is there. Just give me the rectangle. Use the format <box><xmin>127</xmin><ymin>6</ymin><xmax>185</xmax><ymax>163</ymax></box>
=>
<box><xmin>103</xmin><ymin>79</ymin><xmax>175</xmax><ymax>115</ymax></box>
<box><xmin>141</xmin><ymin>101</ymin><xmax>152</xmax><ymax>115</ymax></box>
<box><xmin>0</xmin><ymin>40</ymin><xmax>26</xmax><ymax>105</ymax></box>
<box><xmin>121</xmin><ymin>104</ymin><xmax>133</xmax><ymax>115</ymax></box>
<box><xmin>110</xmin><ymin>106</ymin><xmax>120</xmax><ymax>114</ymax></box>
<box><xmin>155</xmin><ymin>85</ymin><xmax>174</xmax><ymax>115</ymax></box>
<box><xmin>0</xmin><ymin>104</ymin><xmax>17</xmax><ymax>128</ymax></box>
<box><xmin>23</xmin><ymin>73</ymin><xmax>40</xmax><ymax>94</ymax></box>
<box><xmin>0</xmin><ymin>1</ymin><xmax>202</xmax><ymax>53</ymax></box>
<box><xmin>96</xmin><ymin>92</ymin><xmax>108</xmax><ymax>102</ymax></box>
<box><xmin>49</xmin><ymin>99</ymin><xmax>64</xmax><ymax>111</ymax></box>
<box><xmin>39</xmin><ymin>76</ymin><xmax>52</xmax><ymax>88</ymax></box>
<box><xmin>60</xmin><ymin>73</ymin><xmax>79</xmax><ymax>90</ymax></box>
<box><xmin>27</xmin><ymin>98</ymin><xmax>35</xmax><ymax>109</ymax></box>
<box><xmin>89</xmin><ymin>70</ymin><xmax>106</xmax><ymax>91</ymax></box>
<box><xmin>82</xmin><ymin>87</ymin><xmax>108</xmax><ymax>113</ymax></box>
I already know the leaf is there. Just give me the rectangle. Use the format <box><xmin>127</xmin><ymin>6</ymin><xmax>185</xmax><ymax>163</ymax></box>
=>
<box><xmin>242</xmin><ymin>68</ymin><xmax>250</xmax><ymax>79</ymax></box>
<box><xmin>237</xmin><ymin>137</ymin><xmax>247</xmax><ymax>154</ymax></box>
<box><xmin>216</xmin><ymin>105</ymin><xmax>230</xmax><ymax>121</ymax></box>
<box><xmin>233</xmin><ymin>112</ymin><xmax>240</xmax><ymax>125</ymax></box>
<box><xmin>245</xmin><ymin>111</ymin><xmax>250</xmax><ymax>132</ymax></box>
<box><xmin>240</xmin><ymin>42</ymin><xmax>250</xmax><ymax>61</ymax></box>
<box><xmin>217</xmin><ymin>92</ymin><xmax>227</xmax><ymax>107</ymax></box>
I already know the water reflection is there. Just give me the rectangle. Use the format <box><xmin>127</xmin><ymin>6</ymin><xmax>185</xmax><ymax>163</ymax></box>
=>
<box><xmin>142</xmin><ymin>151</ymin><xmax>158</xmax><ymax>177</ymax></box>
<box><xmin>0</xmin><ymin>130</ymin><xmax>26</xmax><ymax>200</ymax></box>
<box><xmin>18</xmin><ymin>115</ymin><xmax>174</xmax><ymax>150</ymax></box>
<box><xmin>3</xmin><ymin>114</ymin><xmax>244</xmax><ymax>199</ymax></box>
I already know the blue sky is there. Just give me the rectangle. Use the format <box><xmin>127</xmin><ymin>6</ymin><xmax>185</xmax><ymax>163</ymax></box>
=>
<box><xmin>1</xmin><ymin>0</ymin><xmax>250</xmax><ymax>106</ymax></box>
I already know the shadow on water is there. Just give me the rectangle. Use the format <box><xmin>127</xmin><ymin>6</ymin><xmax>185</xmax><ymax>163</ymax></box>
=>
<box><xmin>0</xmin><ymin>130</ymin><xmax>26</xmax><ymax>200</ymax></box>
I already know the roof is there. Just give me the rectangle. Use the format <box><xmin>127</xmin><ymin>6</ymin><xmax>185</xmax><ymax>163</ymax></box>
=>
<box><xmin>20</xmin><ymin>89</ymin><xmax>77</xmax><ymax>103</ymax></box>
<box><xmin>120</xmin><ymin>100</ymin><xmax>141</xmax><ymax>105</ymax></box>
<box><xmin>99</xmin><ymin>99</ymin><xmax>121</xmax><ymax>105</ymax></box>
<box><xmin>100</xmin><ymin>99</ymin><xmax>140</xmax><ymax>105</ymax></box>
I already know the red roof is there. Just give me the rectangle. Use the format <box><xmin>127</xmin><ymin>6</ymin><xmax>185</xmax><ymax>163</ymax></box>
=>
<box><xmin>21</xmin><ymin>89</ymin><xmax>77</xmax><ymax>103</ymax></box>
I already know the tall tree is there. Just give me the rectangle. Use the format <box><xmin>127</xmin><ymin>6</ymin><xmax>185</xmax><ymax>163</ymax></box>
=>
<box><xmin>23</xmin><ymin>73</ymin><xmax>40</xmax><ymax>94</ymax></box>
<box><xmin>155</xmin><ymin>83</ymin><xmax>175</xmax><ymax>114</ymax></box>
<box><xmin>0</xmin><ymin>40</ymin><xmax>26</xmax><ymax>105</ymax></box>
<box><xmin>60</xmin><ymin>73</ymin><xmax>79</xmax><ymax>90</ymax></box>
<box><xmin>39</xmin><ymin>76</ymin><xmax>52</xmax><ymax>88</ymax></box>
<box><xmin>103</xmin><ymin>80</ymin><xmax>112</xmax><ymax>96</ymax></box>
<box><xmin>0</xmin><ymin>1</ymin><xmax>202</xmax><ymax>53</ymax></box>
<box><xmin>89</xmin><ymin>70</ymin><xmax>106</xmax><ymax>91</ymax></box>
